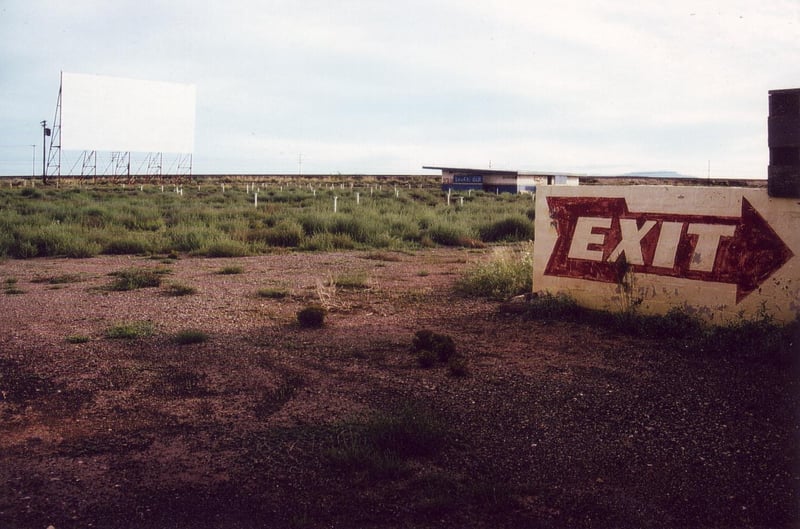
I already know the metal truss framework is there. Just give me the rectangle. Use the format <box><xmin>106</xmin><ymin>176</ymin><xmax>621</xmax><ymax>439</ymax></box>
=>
<box><xmin>45</xmin><ymin>73</ymin><xmax>194</xmax><ymax>182</ymax></box>
<box><xmin>46</xmin><ymin>85</ymin><xmax>62</xmax><ymax>180</ymax></box>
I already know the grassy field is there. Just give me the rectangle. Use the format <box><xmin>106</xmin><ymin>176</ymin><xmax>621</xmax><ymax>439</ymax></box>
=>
<box><xmin>0</xmin><ymin>177</ymin><xmax>535</xmax><ymax>259</ymax></box>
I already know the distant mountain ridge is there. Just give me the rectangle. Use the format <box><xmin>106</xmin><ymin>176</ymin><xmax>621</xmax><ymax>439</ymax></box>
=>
<box><xmin>621</xmin><ymin>170</ymin><xmax>694</xmax><ymax>178</ymax></box>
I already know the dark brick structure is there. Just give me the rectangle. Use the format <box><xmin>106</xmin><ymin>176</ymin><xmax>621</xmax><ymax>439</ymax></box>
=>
<box><xmin>768</xmin><ymin>88</ymin><xmax>800</xmax><ymax>198</ymax></box>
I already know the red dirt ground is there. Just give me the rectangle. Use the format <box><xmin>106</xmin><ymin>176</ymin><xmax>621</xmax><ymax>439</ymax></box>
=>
<box><xmin>0</xmin><ymin>248</ymin><xmax>797</xmax><ymax>529</ymax></box>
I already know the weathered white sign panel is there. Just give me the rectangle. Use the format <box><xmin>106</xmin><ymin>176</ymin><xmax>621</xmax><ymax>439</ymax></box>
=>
<box><xmin>61</xmin><ymin>72</ymin><xmax>196</xmax><ymax>154</ymax></box>
<box><xmin>534</xmin><ymin>186</ymin><xmax>799</xmax><ymax>323</ymax></box>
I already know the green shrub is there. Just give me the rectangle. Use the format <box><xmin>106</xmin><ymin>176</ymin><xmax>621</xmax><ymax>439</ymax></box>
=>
<box><xmin>79</xmin><ymin>206</ymin><xmax>111</xmax><ymax>228</ymax></box>
<box><xmin>172</xmin><ymin>329</ymin><xmax>209</xmax><ymax>345</ymax></box>
<box><xmin>20</xmin><ymin>187</ymin><xmax>42</xmax><ymax>199</ymax></box>
<box><xmin>163</xmin><ymin>283</ymin><xmax>197</xmax><ymax>296</ymax></box>
<box><xmin>299</xmin><ymin>232</ymin><xmax>356</xmax><ymax>251</ymax></box>
<box><xmin>256</xmin><ymin>287</ymin><xmax>289</xmax><ymax>299</ymax></box>
<box><xmin>218</xmin><ymin>265</ymin><xmax>244</xmax><ymax>275</ymax></box>
<box><xmin>66</xmin><ymin>335</ymin><xmax>90</xmax><ymax>344</ymax></box>
<box><xmin>8</xmin><ymin>239</ymin><xmax>37</xmax><ymax>258</ymax></box>
<box><xmin>298</xmin><ymin>212</ymin><xmax>331</xmax><ymax>235</ymax></box>
<box><xmin>478</xmin><ymin>216</ymin><xmax>533</xmax><ymax>243</ymax></box>
<box><xmin>387</xmin><ymin>216</ymin><xmax>421</xmax><ymax>242</ymax></box>
<box><xmin>362</xmin><ymin>251</ymin><xmax>404</xmax><ymax>262</ymax></box>
<box><xmin>22</xmin><ymin>224</ymin><xmax>100</xmax><ymax>258</ymax></box>
<box><xmin>426</xmin><ymin>223</ymin><xmax>470</xmax><ymax>247</ymax></box>
<box><xmin>119</xmin><ymin>211</ymin><xmax>164</xmax><ymax>231</ymax></box>
<box><xmin>263</xmin><ymin>220</ymin><xmax>305</xmax><ymax>247</ymax></box>
<box><xmin>525</xmin><ymin>207</ymin><xmax>536</xmax><ymax>221</ymax></box>
<box><xmin>31</xmin><ymin>273</ymin><xmax>83</xmax><ymax>284</ymax></box>
<box><xmin>297</xmin><ymin>305</ymin><xmax>326</xmax><ymax>328</ymax></box>
<box><xmin>104</xmin><ymin>321</ymin><xmax>155</xmax><ymax>339</ymax></box>
<box><xmin>455</xmin><ymin>245</ymin><xmax>533</xmax><ymax>300</ymax></box>
<box><xmin>333</xmin><ymin>271</ymin><xmax>370</xmax><ymax>289</ymax></box>
<box><xmin>108</xmin><ymin>268</ymin><xmax>166</xmax><ymax>291</ymax></box>
<box><xmin>102</xmin><ymin>237</ymin><xmax>151</xmax><ymax>255</ymax></box>
<box><xmin>203</xmin><ymin>240</ymin><xmax>249</xmax><ymax>257</ymax></box>
<box><xmin>330</xmin><ymin>215</ymin><xmax>377</xmax><ymax>244</ymax></box>
<box><xmin>167</xmin><ymin>226</ymin><xmax>216</xmax><ymax>253</ymax></box>
<box><xmin>411</xmin><ymin>329</ymin><xmax>457</xmax><ymax>362</ymax></box>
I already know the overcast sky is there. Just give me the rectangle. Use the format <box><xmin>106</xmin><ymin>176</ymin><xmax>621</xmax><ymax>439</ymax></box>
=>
<box><xmin>1</xmin><ymin>0</ymin><xmax>798</xmax><ymax>177</ymax></box>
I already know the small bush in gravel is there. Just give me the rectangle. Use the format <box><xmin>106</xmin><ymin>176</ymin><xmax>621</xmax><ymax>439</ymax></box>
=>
<box><xmin>257</xmin><ymin>287</ymin><xmax>289</xmax><ymax>299</ymax></box>
<box><xmin>163</xmin><ymin>282</ymin><xmax>197</xmax><ymax>296</ymax></box>
<box><xmin>412</xmin><ymin>329</ymin><xmax>456</xmax><ymax>362</ymax></box>
<box><xmin>3</xmin><ymin>277</ymin><xmax>23</xmax><ymax>294</ymax></box>
<box><xmin>217</xmin><ymin>265</ymin><xmax>244</xmax><ymax>275</ymax></box>
<box><xmin>4</xmin><ymin>284</ymin><xmax>24</xmax><ymax>295</ymax></box>
<box><xmin>333</xmin><ymin>271</ymin><xmax>370</xmax><ymax>289</ymax></box>
<box><xmin>172</xmin><ymin>329</ymin><xmax>209</xmax><ymax>345</ymax></box>
<box><xmin>31</xmin><ymin>273</ymin><xmax>83</xmax><ymax>285</ymax></box>
<box><xmin>108</xmin><ymin>267</ymin><xmax>167</xmax><ymax>291</ymax></box>
<box><xmin>104</xmin><ymin>321</ymin><xmax>155</xmax><ymax>339</ymax></box>
<box><xmin>455</xmin><ymin>244</ymin><xmax>533</xmax><ymax>300</ymax></box>
<box><xmin>297</xmin><ymin>305</ymin><xmax>326</xmax><ymax>328</ymax></box>
<box><xmin>66</xmin><ymin>335</ymin><xmax>90</xmax><ymax>344</ymax></box>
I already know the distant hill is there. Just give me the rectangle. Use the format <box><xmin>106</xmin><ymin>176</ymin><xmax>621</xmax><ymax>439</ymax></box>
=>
<box><xmin>621</xmin><ymin>171</ymin><xmax>695</xmax><ymax>179</ymax></box>
<box><xmin>580</xmin><ymin>172</ymin><xmax>767</xmax><ymax>189</ymax></box>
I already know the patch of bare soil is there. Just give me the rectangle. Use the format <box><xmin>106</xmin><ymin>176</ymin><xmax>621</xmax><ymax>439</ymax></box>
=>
<box><xmin>0</xmin><ymin>248</ymin><xmax>797</xmax><ymax>529</ymax></box>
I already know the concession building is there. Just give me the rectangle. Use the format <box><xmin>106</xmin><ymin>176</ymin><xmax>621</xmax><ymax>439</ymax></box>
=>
<box><xmin>423</xmin><ymin>166</ymin><xmax>581</xmax><ymax>194</ymax></box>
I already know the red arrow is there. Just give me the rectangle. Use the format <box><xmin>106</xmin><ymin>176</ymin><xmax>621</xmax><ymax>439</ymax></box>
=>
<box><xmin>544</xmin><ymin>196</ymin><xmax>794</xmax><ymax>303</ymax></box>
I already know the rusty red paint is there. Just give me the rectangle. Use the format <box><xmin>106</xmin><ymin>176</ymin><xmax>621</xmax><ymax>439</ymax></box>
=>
<box><xmin>544</xmin><ymin>196</ymin><xmax>794</xmax><ymax>303</ymax></box>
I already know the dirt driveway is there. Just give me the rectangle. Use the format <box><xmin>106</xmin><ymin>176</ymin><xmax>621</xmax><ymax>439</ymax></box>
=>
<box><xmin>0</xmin><ymin>248</ymin><xmax>797</xmax><ymax>528</ymax></box>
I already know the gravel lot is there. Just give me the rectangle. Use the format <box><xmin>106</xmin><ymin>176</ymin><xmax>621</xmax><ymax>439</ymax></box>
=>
<box><xmin>0</xmin><ymin>248</ymin><xmax>797</xmax><ymax>528</ymax></box>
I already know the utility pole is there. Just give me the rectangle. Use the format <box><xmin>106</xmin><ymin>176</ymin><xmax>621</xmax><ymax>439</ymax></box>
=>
<box><xmin>40</xmin><ymin>120</ymin><xmax>50</xmax><ymax>184</ymax></box>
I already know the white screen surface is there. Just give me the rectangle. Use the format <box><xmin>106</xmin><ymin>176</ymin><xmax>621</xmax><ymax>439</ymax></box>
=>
<box><xmin>60</xmin><ymin>72</ymin><xmax>196</xmax><ymax>153</ymax></box>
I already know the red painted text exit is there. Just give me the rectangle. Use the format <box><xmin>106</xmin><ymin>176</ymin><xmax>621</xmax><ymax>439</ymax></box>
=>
<box><xmin>544</xmin><ymin>196</ymin><xmax>793</xmax><ymax>303</ymax></box>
